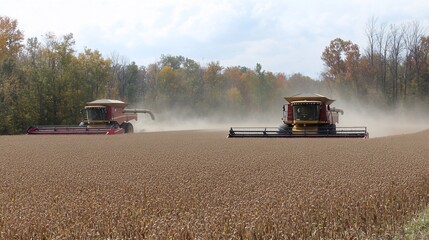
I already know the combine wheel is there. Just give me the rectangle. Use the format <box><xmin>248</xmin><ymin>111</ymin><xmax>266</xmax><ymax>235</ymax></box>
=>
<box><xmin>126</xmin><ymin>123</ymin><xmax>134</xmax><ymax>133</ymax></box>
<box><xmin>121</xmin><ymin>122</ymin><xmax>134</xmax><ymax>133</ymax></box>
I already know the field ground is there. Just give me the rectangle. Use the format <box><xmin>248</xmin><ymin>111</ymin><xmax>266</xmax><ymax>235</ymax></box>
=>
<box><xmin>0</xmin><ymin>129</ymin><xmax>428</xmax><ymax>239</ymax></box>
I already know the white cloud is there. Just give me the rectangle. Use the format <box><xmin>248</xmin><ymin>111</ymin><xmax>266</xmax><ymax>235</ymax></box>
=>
<box><xmin>1</xmin><ymin>0</ymin><xmax>428</xmax><ymax>78</ymax></box>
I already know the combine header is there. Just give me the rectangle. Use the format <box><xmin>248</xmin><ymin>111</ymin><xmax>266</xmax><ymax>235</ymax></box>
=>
<box><xmin>27</xmin><ymin>99</ymin><xmax>155</xmax><ymax>135</ymax></box>
<box><xmin>228</xmin><ymin>93</ymin><xmax>368</xmax><ymax>138</ymax></box>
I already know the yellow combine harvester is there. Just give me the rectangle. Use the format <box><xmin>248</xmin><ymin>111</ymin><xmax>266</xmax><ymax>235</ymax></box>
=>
<box><xmin>228</xmin><ymin>93</ymin><xmax>368</xmax><ymax>138</ymax></box>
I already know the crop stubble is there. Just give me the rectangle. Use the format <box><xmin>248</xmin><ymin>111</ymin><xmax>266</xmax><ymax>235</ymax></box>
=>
<box><xmin>0</xmin><ymin>130</ymin><xmax>428</xmax><ymax>239</ymax></box>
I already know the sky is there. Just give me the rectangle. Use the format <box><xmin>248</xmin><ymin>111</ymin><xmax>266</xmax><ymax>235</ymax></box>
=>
<box><xmin>1</xmin><ymin>0</ymin><xmax>428</xmax><ymax>79</ymax></box>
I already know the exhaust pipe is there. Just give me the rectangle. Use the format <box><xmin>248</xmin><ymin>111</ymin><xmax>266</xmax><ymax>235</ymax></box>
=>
<box><xmin>123</xmin><ymin>109</ymin><xmax>155</xmax><ymax>120</ymax></box>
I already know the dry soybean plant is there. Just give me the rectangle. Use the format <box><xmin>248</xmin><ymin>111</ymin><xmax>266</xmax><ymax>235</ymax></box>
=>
<box><xmin>0</xmin><ymin>130</ymin><xmax>428</xmax><ymax>239</ymax></box>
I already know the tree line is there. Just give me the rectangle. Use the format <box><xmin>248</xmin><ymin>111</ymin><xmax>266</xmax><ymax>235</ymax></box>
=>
<box><xmin>0</xmin><ymin>16</ymin><xmax>427</xmax><ymax>134</ymax></box>
<box><xmin>322</xmin><ymin>18</ymin><xmax>429</xmax><ymax>107</ymax></box>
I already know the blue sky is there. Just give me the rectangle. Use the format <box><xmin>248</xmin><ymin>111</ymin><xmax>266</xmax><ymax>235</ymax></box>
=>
<box><xmin>1</xmin><ymin>0</ymin><xmax>428</xmax><ymax>79</ymax></box>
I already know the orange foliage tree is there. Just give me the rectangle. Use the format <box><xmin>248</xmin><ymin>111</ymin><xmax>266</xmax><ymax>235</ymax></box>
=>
<box><xmin>321</xmin><ymin>38</ymin><xmax>361</xmax><ymax>96</ymax></box>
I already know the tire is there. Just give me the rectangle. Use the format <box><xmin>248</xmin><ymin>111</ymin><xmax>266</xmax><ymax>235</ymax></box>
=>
<box><xmin>125</xmin><ymin>123</ymin><xmax>134</xmax><ymax>133</ymax></box>
<box><xmin>121</xmin><ymin>122</ymin><xmax>134</xmax><ymax>133</ymax></box>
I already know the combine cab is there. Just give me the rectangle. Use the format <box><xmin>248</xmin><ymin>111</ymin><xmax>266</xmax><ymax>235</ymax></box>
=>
<box><xmin>228</xmin><ymin>93</ymin><xmax>368</xmax><ymax>138</ymax></box>
<box><xmin>27</xmin><ymin>99</ymin><xmax>155</xmax><ymax>135</ymax></box>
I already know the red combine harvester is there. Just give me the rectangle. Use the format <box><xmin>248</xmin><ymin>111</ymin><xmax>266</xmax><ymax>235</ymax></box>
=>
<box><xmin>228</xmin><ymin>93</ymin><xmax>368</xmax><ymax>138</ymax></box>
<box><xmin>27</xmin><ymin>99</ymin><xmax>155</xmax><ymax>135</ymax></box>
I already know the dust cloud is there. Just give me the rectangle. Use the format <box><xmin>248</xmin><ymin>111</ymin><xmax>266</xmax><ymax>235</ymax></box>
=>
<box><xmin>133</xmin><ymin>108</ymin><xmax>282</xmax><ymax>133</ymax></box>
<box><xmin>334</xmin><ymin>96</ymin><xmax>429</xmax><ymax>138</ymax></box>
<box><xmin>132</xmin><ymin>96</ymin><xmax>429</xmax><ymax>138</ymax></box>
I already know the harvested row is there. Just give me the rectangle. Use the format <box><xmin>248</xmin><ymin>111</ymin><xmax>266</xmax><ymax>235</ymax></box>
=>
<box><xmin>0</xmin><ymin>130</ymin><xmax>428</xmax><ymax>239</ymax></box>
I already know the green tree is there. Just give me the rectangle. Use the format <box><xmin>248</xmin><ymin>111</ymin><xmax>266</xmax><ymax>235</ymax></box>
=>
<box><xmin>159</xmin><ymin>55</ymin><xmax>185</xmax><ymax>70</ymax></box>
<box><xmin>119</xmin><ymin>61</ymin><xmax>139</xmax><ymax>102</ymax></box>
<box><xmin>0</xmin><ymin>16</ymin><xmax>26</xmax><ymax>134</ymax></box>
<box><xmin>182</xmin><ymin>58</ymin><xmax>203</xmax><ymax>109</ymax></box>
<box><xmin>35</xmin><ymin>33</ymin><xmax>77</xmax><ymax>125</ymax></box>
<box><xmin>0</xmin><ymin>58</ymin><xmax>26</xmax><ymax>133</ymax></box>
<box><xmin>78</xmin><ymin>48</ymin><xmax>111</xmax><ymax>100</ymax></box>
<box><xmin>254</xmin><ymin>63</ymin><xmax>277</xmax><ymax>110</ymax></box>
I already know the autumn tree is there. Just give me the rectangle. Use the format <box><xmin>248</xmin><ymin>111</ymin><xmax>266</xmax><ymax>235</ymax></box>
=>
<box><xmin>203</xmin><ymin>61</ymin><xmax>224</xmax><ymax>109</ymax></box>
<box><xmin>321</xmin><ymin>38</ymin><xmax>361</xmax><ymax>96</ymax></box>
<box><xmin>0</xmin><ymin>16</ymin><xmax>24</xmax><ymax>61</ymax></box>
<box><xmin>332</xmin><ymin>19</ymin><xmax>429</xmax><ymax>106</ymax></box>
<box><xmin>223</xmin><ymin>66</ymin><xmax>247</xmax><ymax>106</ymax></box>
